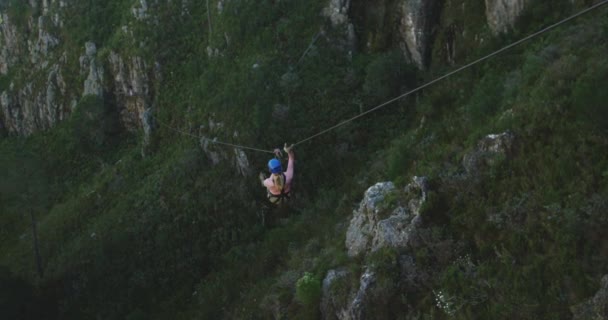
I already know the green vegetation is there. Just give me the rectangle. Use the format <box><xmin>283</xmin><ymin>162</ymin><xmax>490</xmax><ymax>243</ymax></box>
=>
<box><xmin>1</xmin><ymin>0</ymin><xmax>607</xmax><ymax>319</ymax></box>
<box><xmin>296</xmin><ymin>272</ymin><xmax>322</xmax><ymax>306</ymax></box>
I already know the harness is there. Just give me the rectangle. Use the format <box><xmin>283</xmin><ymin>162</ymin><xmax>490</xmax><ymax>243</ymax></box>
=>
<box><xmin>267</xmin><ymin>173</ymin><xmax>290</xmax><ymax>205</ymax></box>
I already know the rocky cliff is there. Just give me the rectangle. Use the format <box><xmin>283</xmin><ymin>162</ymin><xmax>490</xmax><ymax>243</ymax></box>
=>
<box><xmin>1</xmin><ymin>0</ymin><xmax>537</xmax><ymax>136</ymax></box>
<box><xmin>0</xmin><ymin>0</ymin><xmax>156</xmax><ymax>136</ymax></box>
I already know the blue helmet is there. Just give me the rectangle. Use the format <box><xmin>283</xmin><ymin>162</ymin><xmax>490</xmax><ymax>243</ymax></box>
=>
<box><xmin>268</xmin><ymin>158</ymin><xmax>282</xmax><ymax>173</ymax></box>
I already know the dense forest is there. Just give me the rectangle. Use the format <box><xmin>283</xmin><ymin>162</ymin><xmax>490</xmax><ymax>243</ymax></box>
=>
<box><xmin>1</xmin><ymin>0</ymin><xmax>607</xmax><ymax>319</ymax></box>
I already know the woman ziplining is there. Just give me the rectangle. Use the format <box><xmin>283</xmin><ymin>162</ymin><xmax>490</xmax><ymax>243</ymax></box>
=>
<box><xmin>259</xmin><ymin>143</ymin><xmax>295</xmax><ymax>205</ymax></box>
<box><xmin>153</xmin><ymin>1</ymin><xmax>608</xmax><ymax>212</ymax></box>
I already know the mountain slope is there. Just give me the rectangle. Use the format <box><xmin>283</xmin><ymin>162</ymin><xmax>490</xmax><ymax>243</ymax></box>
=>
<box><xmin>1</xmin><ymin>0</ymin><xmax>607</xmax><ymax>319</ymax></box>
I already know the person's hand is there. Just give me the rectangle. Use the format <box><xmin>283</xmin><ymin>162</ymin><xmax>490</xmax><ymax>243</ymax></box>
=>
<box><xmin>258</xmin><ymin>172</ymin><xmax>266</xmax><ymax>182</ymax></box>
<box><xmin>273</xmin><ymin>148</ymin><xmax>282</xmax><ymax>158</ymax></box>
<box><xmin>284</xmin><ymin>143</ymin><xmax>294</xmax><ymax>154</ymax></box>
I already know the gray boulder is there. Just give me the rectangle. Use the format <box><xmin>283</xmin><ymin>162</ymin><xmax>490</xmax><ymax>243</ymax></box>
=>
<box><xmin>345</xmin><ymin>182</ymin><xmax>395</xmax><ymax>257</ymax></box>
<box><xmin>346</xmin><ymin>177</ymin><xmax>428</xmax><ymax>258</ymax></box>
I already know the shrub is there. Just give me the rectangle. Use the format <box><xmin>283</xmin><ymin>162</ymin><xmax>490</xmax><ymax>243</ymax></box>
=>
<box><xmin>6</xmin><ymin>0</ymin><xmax>30</xmax><ymax>29</ymax></box>
<box><xmin>387</xmin><ymin>134</ymin><xmax>415</xmax><ymax>179</ymax></box>
<box><xmin>69</xmin><ymin>95</ymin><xmax>119</xmax><ymax>153</ymax></box>
<box><xmin>465</xmin><ymin>72</ymin><xmax>504</xmax><ymax>126</ymax></box>
<box><xmin>363</xmin><ymin>51</ymin><xmax>417</xmax><ymax>104</ymax></box>
<box><xmin>295</xmin><ymin>272</ymin><xmax>321</xmax><ymax>307</ymax></box>
<box><xmin>571</xmin><ymin>60</ymin><xmax>608</xmax><ymax>131</ymax></box>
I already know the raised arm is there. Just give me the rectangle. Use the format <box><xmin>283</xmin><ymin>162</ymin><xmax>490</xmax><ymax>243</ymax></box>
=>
<box><xmin>284</xmin><ymin>143</ymin><xmax>295</xmax><ymax>181</ymax></box>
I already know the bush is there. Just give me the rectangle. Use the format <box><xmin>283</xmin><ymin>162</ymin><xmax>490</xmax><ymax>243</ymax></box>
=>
<box><xmin>465</xmin><ymin>73</ymin><xmax>504</xmax><ymax>125</ymax></box>
<box><xmin>571</xmin><ymin>60</ymin><xmax>608</xmax><ymax>131</ymax></box>
<box><xmin>363</xmin><ymin>51</ymin><xmax>417</xmax><ymax>104</ymax></box>
<box><xmin>69</xmin><ymin>95</ymin><xmax>119</xmax><ymax>153</ymax></box>
<box><xmin>6</xmin><ymin>0</ymin><xmax>30</xmax><ymax>28</ymax></box>
<box><xmin>295</xmin><ymin>272</ymin><xmax>321</xmax><ymax>306</ymax></box>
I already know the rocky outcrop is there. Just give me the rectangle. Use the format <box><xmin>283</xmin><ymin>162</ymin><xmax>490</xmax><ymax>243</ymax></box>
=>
<box><xmin>132</xmin><ymin>0</ymin><xmax>149</xmax><ymax>21</ymax></box>
<box><xmin>108</xmin><ymin>52</ymin><xmax>151</xmax><ymax>132</ymax></box>
<box><xmin>485</xmin><ymin>0</ymin><xmax>528</xmax><ymax>35</ymax></box>
<box><xmin>0</xmin><ymin>1</ymin><xmax>72</xmax><ymax>135</ymax></box>
<box><xmin>320</xmin><ymin>268</ymin><xmax>377</xmax><ymax>320</ymax></box>
<box><xmin>198</xmin><ymin>117</ymin><xmax>252</xmax><ymax>175</ymax></box>
<box><xmin>398</xmin><ymin>0</ymin><xmax>441</xmax><ymax>68</ymax></box>
<box><xmin>321</xmin><ymin>268</ymin><xmax>351</xmax><ymax>320</ymax></box>
<box><xmin>321</xmin><ymin>255</ymin><xmax>428</xmax><ymax>320</ymax></box>
<box><xmin>1</xmin><ymin>1</ymin><xmax>159</xmax><ymax>136</ymax></box>
<box><xmin>323</xmin><ymin>0</ymin><xmax>441</xmax><ymax>68</ymax></box>
<box><xmin>348</xmin><ymin>270</ymin><xmax>376</xmax><ymax>319</ymax></box>
<box><xmin>1</xmin><ymin>0</ymin><xmax>63</xmax><ymax>74</ymax></box>
<box><xmin>326</xmin><ymin>176</ymin><xmax>438</xmax><ymax>320</ymax></box>
<box><xmin>0</xmin><ymin>13</ymin><xmax>21</xmax><ymax>75</ymax></box>
<box><xmin>322</xmin><ymin>0</ymin><xmax>356</xmax><ymax>52</ymax></box>
<box><xmin>0</xmin><ymin>62</ymin><xmax>70</xmax><ymax>135</ymax></box>
<box><xmin>571</xmin><ymin>275</ymin><xmax>608</xmax><ymax>320</ymax></box>
<box><xmin>234</xmin><ymin>145</ymin><xmax>252</xmax><ymax>177</ymax></box>
<box><xmin>81</xmin><ymin>42</ymin><xmax>104</xmax><ymax>97</ymax></box>
<box><xmin>345</xmin><ymin>177</ymin><xmax>428</xmax><ymax>258</ymax></box>
<box><xmin>28</xmin><ymin>16</ymin><xmax>59</xmax><ymax>66</ymax></box>
<box><xmin>346</xmin><ymin>182</ymin><xmax>396</xmax><ymax>257</ymax></box>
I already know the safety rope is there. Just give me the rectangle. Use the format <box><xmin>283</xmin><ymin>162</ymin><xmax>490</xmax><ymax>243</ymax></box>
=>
<box><xmin>293</xmin><ymin>0</ymin><xmax>608</xmax><ymax>147</ymax></box>
<box><xmin>154</xmin><ymin>0</ymin><xmax>608</xmax><ymax>153</ymax></box>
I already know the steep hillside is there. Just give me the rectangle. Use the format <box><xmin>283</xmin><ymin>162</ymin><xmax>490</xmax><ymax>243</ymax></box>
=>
<box><xmin>1</xmin><ymin>0</ymin><xmax>607</xmax><ymax>319</ymax></box>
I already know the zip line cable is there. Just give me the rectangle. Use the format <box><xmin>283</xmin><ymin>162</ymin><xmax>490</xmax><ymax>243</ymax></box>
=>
<box><xmin>155</xmin><ymin>1</ymin><xmax>608</xmax><ymax>153</ymax></box>
<box><xmin>155</xmin><ymin>116</ymin><xmax>276</xmax><ymax>154</ymax></box>
<box><xmin>293</xmin><ymin>0</ymin><xmax>608</xmax><ymax>147</ymax></box>
<box><xmin>295</xmin><ymin>32</ymin><xmax>322</xmax><ymax>67</ymax></box>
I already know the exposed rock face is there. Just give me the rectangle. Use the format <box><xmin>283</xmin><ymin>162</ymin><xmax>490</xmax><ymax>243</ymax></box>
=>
<box><xmin>485</xmin><ymin>0</ymin><xmax>528</xmax><ymax>34</ymax></box>
<box><xmin>140</xmin><ymin>107</ymin><xmax>155</xmax><ymax>157</ymax></box>
<box><xmin>0</xmin><ymin>13</ymin><xmax>22</xmax><ymax>75</ymax></box>
<box><xmin>0</xmin><ymin>63</ymin><xmax>69</xmax><ymax>135</ymax></box>
<box><xmin>322</xmin><ymin>0</ymin><xmax>357</xmax><ymax>52</ymax></box>
<box><xmin>345</xmin><ymin>177</ymin><xmax>428</xmax><ymax>258</ymax></box>
<box><xmin>108</xmin><ymin>52</ymin><xmax>151</xmax><ymax>132</ymax></box>
<box><xmin>132</xmin><ymin>0</ymin><xmax>149</xmax><ymax>20</ymax></box>
<box><xmin>346</xmin><ymin>182</ymin><xmax>395</xmax><ymax>257</ymax></box>
<box><xmin>234</xmin><ymin>148</ymin><xmax>251</xmax><ymax>177</ymax></box>
<box><xmin>321</xmin><ymin>269</ymin><xmax>379</xmax><ymax>320</ymax></box>
<box><xmin>1</xmin><ymin>1</ymin><xmax>157</xmax><ymax>136</ymax></box>
<box><xmin>571</xmin><ymin>275</ymin><xmax>608</xmax><ymax>320</ymax></box>
<box><xmin>321</xmin><ymin>268</ymin><xmax>351</xmax><ymax>320</ymax></box>
<box><xmin>81</xmin><ymin>42</ymin><xmax>104</xmax><ymax>97</ymax></box>
<box><xmin>321</xmin><ymin>255</ymin><xmax>427</xmax><ymax>320</ymax></box>
<box><xmin>324</xmin><ymin>0</ymin><xmax>351</xmax><ymax>26</ymax></box>
<box><xmin>198</xmin><ymin>117</ymin><xmax>252</xmax><ymax>175</ymax></box>
<box><xmin>0</xmin><ymin>1</ymin><xmax>73</xmax><ymax>135</ymax></box>
<box><xmin>29</xmin><ymin>16</ymin><xmax>59</xmax><ymax>66</ymax></box>
<box><xmin>398</xmin><ymin>0</ymin><xmax>441</xmax><ymax>68</ymax></box>
<box><xmin>404</xmin><ymin>175</ymin><xmax>429</xmax><ymax>216</ymax></box>
<box><xmin>329</xmin><ymin>0</ymin><xmax>440</xmax><ymax>68</ymax></box>
<box><xmin>327</xmin><ymin>176</ymin><xmax>438</xmax><ymax>319</ymax></box>
<box><xmin>348</xmin><ymin>270</ymin><xmax>376</xmax><ymax>319</ymax></box>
